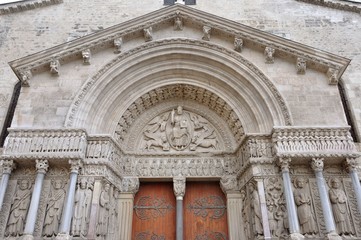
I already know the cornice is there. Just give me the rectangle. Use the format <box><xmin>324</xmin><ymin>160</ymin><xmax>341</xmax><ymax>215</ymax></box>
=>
<box><xmin>0</xmin><ymin>0</ymin><xmax>63</xmax><ymax>15</ymax></box>
<box><xmin>9</xmin><ymin>4</ymin><xmax>350</xmax><ymax>85</ymax></box>
<box><xmin>296</xmin><ymin>0</ymin><xmax>361</xmax><ymax>14</ymax></box>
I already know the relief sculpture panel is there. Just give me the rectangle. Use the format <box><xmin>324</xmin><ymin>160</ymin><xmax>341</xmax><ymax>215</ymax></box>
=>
<box><xmin>141</xmin><ymin>106</ymin><xmax>221</xmax><ymax>152</ymax></box>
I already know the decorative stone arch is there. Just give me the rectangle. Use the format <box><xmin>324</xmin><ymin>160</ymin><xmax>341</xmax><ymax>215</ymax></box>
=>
<box><xmin>65</xmin><ymin>39</ymin><xmax>292</xmax><ymax>150</ymax></box>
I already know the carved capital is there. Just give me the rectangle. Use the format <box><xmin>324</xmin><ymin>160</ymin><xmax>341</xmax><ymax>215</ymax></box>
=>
<box><xmin>19</xmin><ymin>70</ymin><xmax>32</xmax><ymax>87</ymax></box>
<box><xmin>310</xmin><ymin>158</ymin><xmax>324</xmax><ymax>172</ymax></box>
<box><xmin>35</xmin><ymin>159</ymin><xmax>49</xmax><ymax>174</ymax></box>
<box><xmin>173</xmin><ymin>176</ymin><xmax>186</xmax><ymax>199</ymax></box>
<box><xmin>296</xmin><ymin>57</ymin><xmax>306</xmax><ymax>74</ymax></box>
<box><xmin>82</xmin><ymin>49</ymin><xmax>91</xmax><ymax>65</ymax></box>
<box><xmin>220</xmin><ymin>175</ymin><xmax>239</xmax><ymax>193</ymax></box>
<box><xmin>278</xmin><ymin>157</ymin><xmax>291</xmax><ymax>172</ymax></box>
<box><xmin>234</xmin><ymin>37</ymin><xmax>243</xmax><ymax>52</ymax></box>
<box><xmin>69</xmin><ymin>159</ymin><xmax>83</xmax><ymax>173</ymax></box>
<box><xmin>121</xmin><ymin>176</ymin><xmax>139</xmax><ymax>194</ymax></box>
<box><xmin>114</xmin><ymin>37</ymin><xmax>123</xmax><ymax>54</ymax></box>
<box><xmin>202</xmin><ymin>26</ymin><xmax>211</xmax><ymax>41</ymax></box>
<box><xmin>50</xmin><ymin>59</ymin><xmax>60</xmax><ymax>75</ymax></box>
<box><xmin>264</xmin><ymin>46</ymin><xmax>275</xmax><ymax>63</ymax></box>
<box><xmin>0</xmin><ymin>160</ymin><xmax>16</xmax><ymax>174</ymax></box>
<box><xmin>344</xmin><ymin>157</ymin><xmax>357</xmax><ymax>173</ymax></box>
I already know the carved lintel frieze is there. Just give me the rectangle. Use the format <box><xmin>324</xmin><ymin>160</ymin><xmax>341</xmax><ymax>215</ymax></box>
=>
<box><xmin>278</xmin><ymin>157</ymin><xmax>291</xmax><ymax>172</ymax></box>
<box><xmin>0</xmin><ymin>160</ymin><xmax>16</xmax><ymax>174</ymax></box>
<box><xmin>114</xmin><ymin>37</ymin><xmax>123</xmax><ymax>54</ymax></box>
<box><xmin>82</xmin><ymin>49</ymin><xmax>91</xmax><ymax>65</ymax></box>
<box><xmin>344</xmin><ymin>157</ymin><xmax>358</xmax><ymax>173</ymax></box>
<box><xmin>69</xmin><ymin>159</ymin><xmax>83</xmax><ymax>174</ymax></box>
<box><xmin>121</xmin><ymin>176</ymin><xmax>139</xmax><ymax>194</ymax></box>
<box><xmin>173</xmin><ymin>176</ymin><xmax>186</xmax><ymax>199</ymax></box>
<box><xmin>220</xmin><ymin>175</ymin><xmax>239</xmax><ymax>193</ymax></box>
<box><xmin>19</xmin><ymin>70</ymin><xmax>32</xmax><ymax>87</ymax></box>
<box><xmin>50</xmin><ymin>59</ymin><xmax>60</xmax><ymax>75</ymax></box>
<box><xmin>36</xmin><ymin>159</ymin><xmax>49</xmax><ymax>174</ymax></box>
<box><xmin>296</xmin><ymin>57</ymin><xmax>306</xmax><ymax>74</ymax></box>
<box><xmin>327</xmin><ymin>68</ymin><xmax>339</xmax><ymax>85</ymax></box>
<box><xmin>310</xmin><ymin>157</ymin><xmax>324</xmax><ymax>172</ymax></box>
<box><xmin>174</xmin><ymin>11</ymin><xmax>183</xmax><ymax>31</ymax></box>
<box><xmin>202</xmin><ymin>26</ymin><xmax>211</xmax><ymax>41</ymax></box>
<box><xmin>234</xmin><ymin>37</ymin><xmax>243</xmax><ymax>52</ymax></box>
<box><xmin>143</xmin><ymin>27</ymin><xmax>153</xmax><ymax>42</ymax></box>
<box><xmin>264</xmin><ymin>46</ymin><xmax>275</xmax><ymax>64</ymax></box>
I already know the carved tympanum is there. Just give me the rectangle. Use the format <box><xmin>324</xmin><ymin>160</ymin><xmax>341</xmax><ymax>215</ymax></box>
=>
<box><xmin>141</xmin><ymin>106</ymin><xmax>219</xmax><ymax>152</ymax></box>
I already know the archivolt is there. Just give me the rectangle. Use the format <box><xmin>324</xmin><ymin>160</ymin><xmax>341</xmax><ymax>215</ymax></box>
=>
<box><xmin>65</xmin><ymin>38</ymin><xmax>292</xmax><ymax>145</ymax></box>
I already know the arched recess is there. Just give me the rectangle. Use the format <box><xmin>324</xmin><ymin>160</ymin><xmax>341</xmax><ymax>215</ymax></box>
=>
<box><xmin>65</xmin><ymin>39</ymin><xmax>292</xmax><ymax>151</ymax></box>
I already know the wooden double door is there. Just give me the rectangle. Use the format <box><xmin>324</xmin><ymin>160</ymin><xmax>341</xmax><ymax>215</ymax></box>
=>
<box><xmin>132</xmin><ymin>182</ymin><xmax>228</xmax><ymax>240</ymax></box>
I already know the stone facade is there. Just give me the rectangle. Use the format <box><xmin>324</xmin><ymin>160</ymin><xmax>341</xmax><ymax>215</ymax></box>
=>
<box><xmin>0</xmin><ymin>1</ymin><xmax>361</xmax><ymax>240</ymax></box>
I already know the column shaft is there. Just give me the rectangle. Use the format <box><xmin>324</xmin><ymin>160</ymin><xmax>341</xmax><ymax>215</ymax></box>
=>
<box><xmin>58</xmin><ymin>171</ymin><xmax>78</xmax><ymax>233</ymax></box>
<box><xmin>23</xmin><ymin>172</ymin><xmax>46</xmax><ymax>235</ymax></box>
<box><xmin>349</xmin><ymin>170</ymin><xmax>361</xmax><ymax>214</ymax></box>
<box><xmin>176</xmin><ymin>199</ymin><xmax>183</xmax><ymax>240</ymax></box>
<box><xmin>0</xmin><ymin>173</ymin><xmax>10</xmax><ymax>210</ymax></box>
<box><xmin>282</xmin><ymin>171</ymin><xmax>300</xmax><ymax>233</ymax></box>
<box><xmin>314</xmin><ymin>171</ymin><xmax>336</xmax><ymax>233</ymax></box>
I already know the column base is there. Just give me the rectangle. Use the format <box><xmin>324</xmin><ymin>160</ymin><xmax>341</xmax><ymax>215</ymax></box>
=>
<box><xmin>289</xmin><ymin>233</ymin><xmax>305</xmax><ymax>240</ymax></box>
<box><xmin>20</xmin><ymin>234</ymin><xmax>34</xmax><ymax>240</ymax></box>
<box><xmin>55</xmin><ymin>233</ymin><xmax>73</xmax><ymax>240</ymax></box>
<box><xmin>325</xmin><ymin>232</ymin><xmax>342</xmax><ymax>240</ymax></box>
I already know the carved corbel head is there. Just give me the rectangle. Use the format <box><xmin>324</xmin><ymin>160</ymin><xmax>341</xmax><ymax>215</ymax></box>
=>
<box><xmin>82</xmin><ymin>49</ymin><xmax>91</xmax><ymax>65</ymax></box>
<box><xmin>296</xmin><ymin>57</ymin><xmax>306</xmax><ymax>74</ymax></box>
<box><xmin>50</xmin><ymin>59</ymin><xmax>60</xmax><ymax>75</ymax></box>
<box><xmin>19</xmin><ymin>70</ymin><xmax>32</xmax><ymax>87</ymax></box>
<box><xmin>327</xmin><ymin>68</ymin><xmax>339</xmax><ymax>85</ymax></box>
<box><xmin>143</xmin><ymin>27</ymin><xmax>153</xmax><ymax>42</ymax></box>
<box><xmin>234</xmin><ymin>36</ymin><xmax>243</xmax><ymax>52</ymax></box>
<box><xmin>114</xmin><ymin>37</ymin><xmax>123</xmax><ymax>54</ymax></box>
<box><xmin>202</xmin><ymin>26</ymin><xmax>211</xmax><ymax>41</ymax></box>
<box><xmin>264</xmin><ymin>46</ymin><xmax>275</xmax><ymax>64</ymax></box>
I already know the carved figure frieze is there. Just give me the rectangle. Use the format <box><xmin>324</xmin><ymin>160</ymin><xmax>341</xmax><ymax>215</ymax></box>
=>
<box><xmin>293</xmin><ymin>177</ymin><xmax>318</xmax><ymax>236</ymax></box>
<box><xmin>234</xmin><ymin>37</ymin><xmax>243</xmax><ymax>52</ymax></box>
<box><xmin>96</xmin><ymin>183</ymin><xmax>111</xmax><ymax>239</ymax></box>
<box><xmin>328</xmin><ymin>178</ymin><xmax>354</xmax><ymax>236</ymax></box>
<box><xmin>135</xmin><ymin>158</ymin><xmax>226</xmax><ymax>177</ymax></box>
<box><xmin>143</xmin><ymin>27</ymin><xmax>153</xmax><ymax>42</ymax></box>
<box><xmin>113</xmin><ymin>37</ymin><xmax>123</xmax><ymax>54</ymax></box>
<box><xmin>82</xmin><ymin>49</ymin><xmax>91</xmax><ymax>65</ymax></box>
<box><xmin>71</xmin><ymin>177</ymin><xmax>93</xmax><ymax>238</ymax></box>
<box><xmin>296</xmin><ymin>57</ymin><xmax>306</xmax><ymax>74</ymax></box>
<box><xmin>42</xmin><ymin>179</ymin><xmax>66</xmax><ymax>237</ymax></box>
<box><xmin>202</xmin><ymin>26</ymin><xmax>211</xmax><ymax>41</ymax></box>
<box><xmin>174</xmin><ymin>12</ymin><xmax>183</xmax><ymax>31</ymax></box>
<box><xmin>264</xmin><ymin>46</ymin><xmax>275</xmax><ymax>64</ymax></box>
<box><xmin>142</xmin><ymin>106</ymin><xmax>220</xmax><ymax>152</ymax></box>
<box><xmin>50</xmin><ymin>59</ymin><xmax>60</xmax><ymax>75</ymax></box>
<box><xmin>5</xmin><ymin>179</ymin><xmax>32</xmax><ymax>238</ymax></box>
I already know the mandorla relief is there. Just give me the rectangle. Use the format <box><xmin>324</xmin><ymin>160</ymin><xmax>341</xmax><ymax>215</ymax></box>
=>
<box><xmin>142</xmin><ymin>106</ymin><xmax>220</xmax><ymax>152</ymax></box>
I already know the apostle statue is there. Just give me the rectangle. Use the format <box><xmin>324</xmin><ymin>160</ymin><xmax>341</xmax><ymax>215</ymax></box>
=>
<box><xmin>250</xmin><ymin>183</ymin><xmax>263</xmax><ymax>237</ymax></box>
<box><xmin>96</xmin><ymin>183</ymin><xmax>111</xmax><ymax>239</ymax></box>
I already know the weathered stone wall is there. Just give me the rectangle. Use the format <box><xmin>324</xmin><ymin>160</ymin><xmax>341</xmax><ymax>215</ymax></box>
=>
<box><xmin>0</xmin><ymin>0</ymin><xmax>360</xmax><ymax>138</ymax></box>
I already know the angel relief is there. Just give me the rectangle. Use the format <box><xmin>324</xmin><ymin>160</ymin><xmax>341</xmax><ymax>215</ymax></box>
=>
<box><xmin>142</xmin><ymin>106</ymin><xmax>219</xmax><ymax>152</ymax></box>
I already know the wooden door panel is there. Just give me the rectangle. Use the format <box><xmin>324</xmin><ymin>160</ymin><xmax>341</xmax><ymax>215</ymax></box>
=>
<box><xmin>184</xmin><ymin>182</ymin><xmax>228</xmax><ymax>240</ymax></box>
<box><xmin>132</xmin><ymin>182</ymin><xmax>176</xmax><ymax>240</ymax></box>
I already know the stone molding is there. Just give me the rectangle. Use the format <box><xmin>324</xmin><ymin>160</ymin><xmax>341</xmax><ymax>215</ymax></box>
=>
<box><xmin>0</xmin><ymin>0</ymin><xmax>63</xmax><ymax>15</ymax></box>
<box><xmin>9</xmin><ymin>5</ymin><xmax>349</xmax><ymax>85</ymax></box>
<box><xmin>296</xmin><ymin>0</ymin><xmax>361</xmax><ymax>14</ymax></box>
<box><xmin>1</xmin><ymin>128</ymin><xmax>87</xmax><ymax>160</ymax></box>
<box><xmin>272</xmin><ymin>126</ymin><xmax>358</xmax><ymax>158</ymax></box>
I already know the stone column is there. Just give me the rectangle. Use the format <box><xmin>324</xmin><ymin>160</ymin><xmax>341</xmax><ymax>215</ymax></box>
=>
<box><xmin>117</xmin><ymin>177</ymin><xmax>139</xmax><ymax>240</ymax></box>
<box><xmin>0</xmin><ymin>160</ymin><xmax>16</xmax><ymax>210</ymax></box>
<box><xmin>220</xmin><ymin>176</ymin><xmax>242</xmax><ymax>240</ymax></box>
<box><xmin>56</xmin><ymin>159</ymin><xmax>83</xmax><ymax>240</ymax></box>
<box><xmin>173</xmin><ymin>176</ymin><xmax>185</xmax><ymax>240</ymax></box>
<box><xmin>22</xmin><ymin>159</ymin><xmax>49</xmax><ymax>240</ymax></box>
<box><xmin>345</xmin><ymin>158</ymin><xmax>361</xmax><ymax>214</ymax></box>
<box><xmin>278</xmin><ymin>158</ymin><xmax>304</xmax><ymax>239</ymax></box>
<box><xmin>310</xmin><ymin>158</ymin><xmax>341</xmax><ymax>240</ymax></box>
